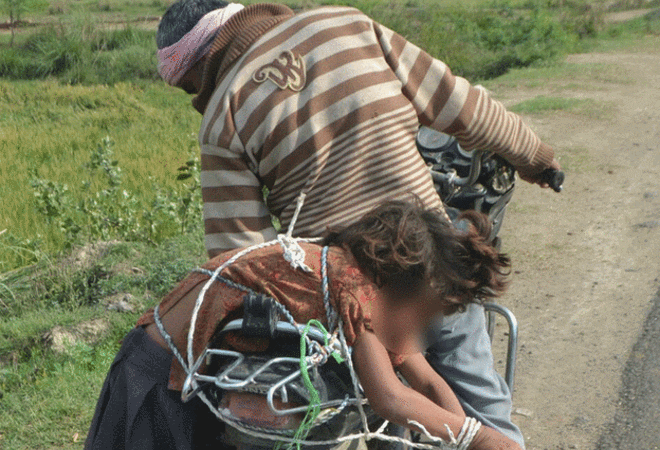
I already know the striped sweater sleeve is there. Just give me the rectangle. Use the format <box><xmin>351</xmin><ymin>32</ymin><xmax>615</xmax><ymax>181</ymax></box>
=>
<box><xmin>372</xmin><ymin>22</ymin><xmax>554</xmax><ymax>177</ymax></box>
<box><xmin>200</xmin><ymin>143</ymin><xmax>276</xmax><ymax>258</ymax></box>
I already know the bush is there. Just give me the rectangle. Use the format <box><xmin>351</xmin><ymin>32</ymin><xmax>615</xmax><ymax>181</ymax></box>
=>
<box><xmin>0</xmin><ymin>17</ymin><xmax>158</xmax><ymax>83</ymax></box>
<box><xmin>29</xmin><ymin>136</ymin><xmax>203</xmax><ymax>249</ymax></box>
<box><xmin>447</xmin><ymin>5</ymin><xmax>577</xmax><ymax>79</ymax></box>
<box><xmin>321</xmin><ymin>0</ymin><xmax>582</xmax><ymax>80</ymax></box>
<box><xmin>0</xmin><ymin>0</ymin><xmax>593</xmax><ymax>84</ymax></box>
<box><xmin>605</xmin><ymin>8</ymin><xmax>660</xmax><ymax>37</ymax></box>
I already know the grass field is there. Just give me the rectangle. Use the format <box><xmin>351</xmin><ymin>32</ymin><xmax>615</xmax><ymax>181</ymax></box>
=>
<box><xmin>0</xmin><ymin>0</ymin><xmax>623</xmax><ymax>269</ymax></box>
<box><xmin>1</xmin><ymin>0</ymin><xmax>659</xmax><ymax>448</ymax></box>
<box><xmin>0</xmin><ymin>234</ymin><xmax>206</xmax><ymax>449</ymax></box>
<box><xmin>0</xmin><ymin>79</ymin><xmax>203</xmax><ymax>269</ymax></box>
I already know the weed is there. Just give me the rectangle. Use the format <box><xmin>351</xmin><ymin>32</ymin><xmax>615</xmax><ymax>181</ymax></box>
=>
<box><xmin>0</xmin><ymin>233</ymin><xmax>204</xmax><ymax>449</ymax></box>
<box><xmin>557</xmin><ymin>146</ymin><xmax>591</xmax><ymax>173</ymax></box>
<box><xmin>0</xmin><ymin>280</ymin><xmax>14</xmax><ymax>312</ymax></box>
<box><xmin>510</xmin><ymin>96</ymin><xmax>589</xmax><ymax>114</ymax></box>
<box><xmin>605</xmin><ymin>8</ymin><xmax>660</xmax><ymax>37</ymax></box>
<box><xmin>43</xmin><ymin>264</ymin><xmax>113</xmax><ymax>308</ymax></box>
<box><xmin>28</xmin><ymin>135</ymin><xmax>203</xmax><ymax>250</ymax></box>
<box><xmin>175</xmin><ymin>155</ymin><xmax>203</xmax><ymax>234</ymax></box>
<box><xmin>0</xmin><ymin>231</ymin><xmax>44</xmax><ymax>271</ymax></box>
<box><xmin>0</xmin><ymin>311</ymin><xmax>135</xmax><ymax>450</ymax></box>
<box><xmin>486</xmin><ymin>61</ymin><xmax>633</xmax><ymax>92</ymax></box>
<box><xmin>0</xmin><ymin>232</ymin><xmax>204</xmax><ymax>448</ymax></box>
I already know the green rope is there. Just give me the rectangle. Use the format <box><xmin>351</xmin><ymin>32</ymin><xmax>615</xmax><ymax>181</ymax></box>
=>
<box><xmin>279</xmin><ymin>319</ymin><xmax>344</xmax><ymax>450</ymax></box>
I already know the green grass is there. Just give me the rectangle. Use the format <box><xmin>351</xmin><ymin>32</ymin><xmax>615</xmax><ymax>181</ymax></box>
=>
<box><xmin>21</xmin><ymin>0</ymin><xmax>170</xmax><ymax>23</ymax></box>
<box><xmin>0</xmin><ymin>15</ymin><xmax>159</xmax><ymax>82</ymax></box>
<box><xmin>0</xmin><ymin>79</ymin><xmax>201</xmax><ymax>270</ymax></box>
<box><xmin>1</xmin><ymin>339</ymin><xmax>119</xmax><ymax>448</ymax></box>
<box><xmin>0</xmin><ymin>312</ymin><xmax>135</xmax><ymax>449</ymax></box>
<box><xmin>0</xmin><ymin>233</ymin><xmax>205</xmax><ymax>449</ymax></box>
<box><xmin>2</xmin><ymin>0</ymin><xmax>609</xmax><ymax>82</ymax></box>
<box><xmin>603</xmin><ymin>7</ymin><xmax>660</xmax><ymax>37</ymax></box>
<box><xmin>509</xmin><ymin>95</ymin><xmax>614</xmax><ymax>119</ymax></box>
<box><xmin>589</xmin><ymin>25</ymin><xmax>660</xmax><ymax>51</ymax></box>
<box><xmin>485</xmin><ymin>60</ymin><xmax>633</xmax><ymax>90</ymax></box>
<box><xmin>510</xmin><ymin>95</ymin><xmax>585</xmax><ymax>114</ymax></box>
<box><xmin>4</xmin><ymin>0</ymin><xmax>656</xmax><ymax>85</ymax></box>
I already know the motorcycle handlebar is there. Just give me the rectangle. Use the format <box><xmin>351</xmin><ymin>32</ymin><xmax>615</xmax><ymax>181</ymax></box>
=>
<box><xmin>423</xmin><ymin>139</ymin><xmax>564</xmax><ymax>193</ymax></box>
<box><xmin>539</xmin><ymin>168</ymin><xmax>565</xmax><ymax>193</ymax></box>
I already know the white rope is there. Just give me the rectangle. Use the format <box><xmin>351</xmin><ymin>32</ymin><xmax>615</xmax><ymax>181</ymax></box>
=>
<box><xmin>186</xmin><ymin>239</ymin><xmax>279</xmax><ymax>370</ymax></box>
<box><xmin>407</xmin><ymin>420</ymin><xmax>447</xmax><ymax>445</ymax></box>
<box><xmin>154</xmin><ymin>189</ymin><xmax>480</xmax><ymax>449</ymax></box>
<box><xmin>278</xmin><ymin>192</ymin><xmax>313</xmax><ymax>272</ymax></box>
<box><xmin>456</xmin><ymin>417</ymin><xmax>482</xmax><ymax>450</ymax></box>
<box><xmin>407</xmin><ymin>416</ymin><xmax>481</xmax><ymax>450</ymax></box>
<box><xmin>278</xmin><ymin>234</ymin><xmax>313</xmax><ymax>272</ymax></box>
<box><xmin>196</xmin><ymin>399</ymin><xmax>462</xmax><ymax>450</ymax></box>
<box><xmin>179</xmin><ymin>263</ymin><xmax>474</xmax><ymax>449</ymax></box>
<box><xmin>196</xmin><ymin>403</ymin><xmax>455</xmax><ymax>449</ymax></box>
<box><xmin>186</xmin><ymin>192</ymin><xmax>318</xmax><ymax>384</ymax></box>
<box><xmin>286</xmin><ymin>192</ymin><xmax>306</xmax><ymax>238</ymax></box>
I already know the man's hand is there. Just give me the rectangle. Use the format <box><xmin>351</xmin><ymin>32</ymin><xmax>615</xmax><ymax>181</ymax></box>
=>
<box><xmin>519</xmin><ymin>158</ymin><xmax>562</xmax><ymax>190</ymax></box>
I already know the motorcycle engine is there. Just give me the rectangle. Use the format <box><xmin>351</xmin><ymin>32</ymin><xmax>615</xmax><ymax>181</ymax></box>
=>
<box><xmin>416</xmin><ymin>127</ymin><xmax>516</xmax><ymax>247</ymax></box>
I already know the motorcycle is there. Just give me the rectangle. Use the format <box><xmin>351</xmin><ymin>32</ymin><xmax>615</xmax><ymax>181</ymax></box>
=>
<box><xmin>175</xmin><ymin>128</ymin><xmax>564</xmax><ymax>450</ymax></box>
<box><xmin>415</xmin><ymin>127</ymin><xmax>563</xmax><ymax>247</ymax></box>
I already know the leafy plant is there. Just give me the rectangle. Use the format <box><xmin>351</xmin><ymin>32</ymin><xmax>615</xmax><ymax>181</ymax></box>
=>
<box><xmin>175</xmin><ymin>154</ymin><xmax>203</xmax><ymax>234</ymax></box>
<box><xmin>29</xmin><ymin>136</ymin><xmax>203</xmax><ymax>248</ymax></box>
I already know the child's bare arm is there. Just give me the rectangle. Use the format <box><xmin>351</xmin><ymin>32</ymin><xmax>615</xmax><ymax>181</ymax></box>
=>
<box><xmin>352</xmin><ymin>331</ymin><xmax>522</xmax><ymax>450</ymax></box>
<box><xmin>397</xmin><ymin>352</ymin><xmax>465</xmax><ymax>416</ymax></box>
<box><xmin>353</xmin><ymin>331</ymin><xmax>466</xmax><ymax>438</ymax></box>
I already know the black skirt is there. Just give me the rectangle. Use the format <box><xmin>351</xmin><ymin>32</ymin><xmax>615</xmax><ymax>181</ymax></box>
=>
<box><xmin>85</xmin><ymin>326</ymin><xmax>231</xmax><ymax>450</ymax></box>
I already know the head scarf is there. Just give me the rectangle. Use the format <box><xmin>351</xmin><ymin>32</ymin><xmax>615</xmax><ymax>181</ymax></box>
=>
<box><xmin>157</xmin><ymin>3</ymin><xmax>245</xmax><ymax>86</ymax></box>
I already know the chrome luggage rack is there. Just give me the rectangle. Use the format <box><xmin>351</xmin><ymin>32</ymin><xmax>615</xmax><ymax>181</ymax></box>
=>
<box><xmin>181</xmin><ymin>319</ymin><xmax>364</xmax><ymax>418</ymax></box>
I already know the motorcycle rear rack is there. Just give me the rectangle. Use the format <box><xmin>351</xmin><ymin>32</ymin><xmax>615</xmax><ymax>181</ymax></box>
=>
<box><xmin>484</xmin><ymin>302</ymin><xmax>518</xmax><ymax>393</ymax></box>
<box><xmin>182</xmin><ymin>319</ymin><xmax>360</xmax><ymax>417</ymax></box>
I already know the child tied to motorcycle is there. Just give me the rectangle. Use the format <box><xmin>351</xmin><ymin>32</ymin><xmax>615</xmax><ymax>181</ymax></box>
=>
<box><xmin>85</xmin><ymin>199</ymin><xmax>523</xmax><ymax>450</ymax></box>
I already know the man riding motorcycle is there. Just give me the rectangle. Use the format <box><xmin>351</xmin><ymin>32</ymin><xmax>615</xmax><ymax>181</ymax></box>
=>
<box><xmin>87</xmin><ymin>1</ymin><xmax>561</xmax><ymax>448</ymax></box>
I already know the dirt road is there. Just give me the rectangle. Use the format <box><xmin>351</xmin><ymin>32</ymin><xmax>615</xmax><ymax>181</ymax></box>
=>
<box><xmin>488</xmin><ymin>39</ymin><xmax>660</xmax><ymax>449</ymax></box>
<box><xmin>595</xmin><ymin>290</ymin><xmax>660</xmax><ymax>450</ymax></box>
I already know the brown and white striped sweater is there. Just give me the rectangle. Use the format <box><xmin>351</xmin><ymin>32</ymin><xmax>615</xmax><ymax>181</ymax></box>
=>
<box><xmin>194</xmin><ymin>4</ymin><xmax>554</xmax><ymax>257</ymax></box>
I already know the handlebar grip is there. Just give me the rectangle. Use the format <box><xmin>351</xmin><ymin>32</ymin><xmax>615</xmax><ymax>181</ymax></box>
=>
<box><xmin>539</xmin><ymin>168</ymin><xmax>564</xmax><ymax>192</ymax></box>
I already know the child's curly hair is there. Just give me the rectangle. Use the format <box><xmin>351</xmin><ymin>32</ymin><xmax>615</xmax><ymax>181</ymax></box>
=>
<box><xmin>323</xmin><ymin>199</ymin><xmax>510</xmax><ymax>313</ymax></box>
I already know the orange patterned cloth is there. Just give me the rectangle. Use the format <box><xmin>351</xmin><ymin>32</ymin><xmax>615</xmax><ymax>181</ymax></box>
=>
<box><xmin>136</xmin><ymin>242</ymin><xmax>405</xmax><ymax>391</ymax></box>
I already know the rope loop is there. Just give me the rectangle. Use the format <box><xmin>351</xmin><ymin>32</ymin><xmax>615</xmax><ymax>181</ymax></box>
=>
<box><xmin>152</xmin><ymin>188</ymin><xmax>482</xmax><ymax>450</ymax></box>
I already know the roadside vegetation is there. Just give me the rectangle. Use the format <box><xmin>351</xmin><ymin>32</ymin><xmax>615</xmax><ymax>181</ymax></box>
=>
<box><xmin>1</xmin><ymin>0</ymin><xmax>659</xmax><ymax>448</ymax></box>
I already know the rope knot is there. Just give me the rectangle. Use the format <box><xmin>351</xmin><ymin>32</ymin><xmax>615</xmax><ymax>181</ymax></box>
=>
<box><xmin>277</xmin><ymin>234</ymin><xmax>313</xmax><ymax>272</ymax></box>
<box><xmin>277</xmin><ymin>192</ymin><xmax>312</xmax><ymax>272</ymax></box>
